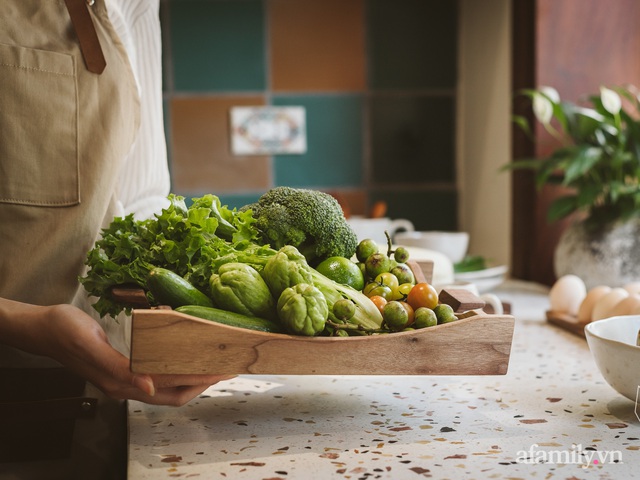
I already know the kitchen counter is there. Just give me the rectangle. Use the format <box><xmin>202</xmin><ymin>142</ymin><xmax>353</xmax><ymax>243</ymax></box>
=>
<box><xmin>127</xmin><ymin>280</ymin><xmax>639</xmax><ymax>479</ymax></box>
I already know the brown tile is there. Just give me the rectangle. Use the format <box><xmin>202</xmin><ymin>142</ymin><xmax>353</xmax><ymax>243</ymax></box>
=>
<box><xmin>170</xmin><ymin>96</ymin><xmax>271</xmax><ymax>194</ymax></box>
<box><xmin>270</xmin><ymin>0</ymin><xmax>366</xmax><ymax>91</ymax></box>
<box><xmin>325</xmin><ymin>189</ymin><xmax>368</xmax><ymax>218</ymax></box>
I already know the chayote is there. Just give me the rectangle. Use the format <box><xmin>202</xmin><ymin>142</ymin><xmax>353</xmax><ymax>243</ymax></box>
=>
<box><xmin>277</xmin><ymin>283</ymin><xmax>328</xmax><ymax>336</ymax></box>
<box><xmin>210</xmin><ymin>262</ymin><xmax>276</xmax><ymax>320</ymax></box>
<box><xmin>261</xmin><ymin>245</ymin><xmax>314</xmax><ymax>299</ymax></box>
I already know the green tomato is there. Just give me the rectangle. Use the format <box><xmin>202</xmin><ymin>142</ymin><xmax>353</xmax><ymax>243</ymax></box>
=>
<box><xmin>391</xmin><ymin>264</ymin><xmax>415</xmax><ymax>285</ymax></box>
<box><xmin>433</xmin><ymin>303</ymin><xmax>456</xmax><ymax>324</ymax></box>
<box><xmin>367</xmin><ymin>284</ymin><xmax>393</xmax><ymax>300</ymax></box>
<box><xmin>393</xmin><ymin>247</ymin><xmax>410</xmax><ymax>263</ymax></box>
<box><xmin>356</xmin><ymin>239</ymin><xmax>379</xmax><ymax>263</ymax></box>
<box><xmin>383</xmin><ymin>300</ymin><xmax>410</xmax><ymax>331</ymax></box>
<box><xmin>333</xmin><ymin>299</ymin><xmax>356</xmax><ymax>321</ymax></box>
<box><xmin>391</xmin><ymin>282</ymin><xmax>414</xmax><ymax>301</ymax></box>
<box><xmin>363</xmin><ymin>281</ymin><xmax>379</xmax><ymax>297</ymax></box>
<box><xmin>365</xmin><ymin>252</ymin><xmax>392</xmax><ymax>279</ymax></box>
<box><xmin>375</xmin><ymin>272</ymin><xmax>399</xmax><ymax>290</ymax></box>
<box><xmin>414</xmin><ymin>307</ymin><xmax>438</xmax><ymax>328</ymax></box>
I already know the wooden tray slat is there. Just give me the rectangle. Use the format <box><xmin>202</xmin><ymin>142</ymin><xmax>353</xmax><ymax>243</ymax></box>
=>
<box><xmin>130</xmin><ymin>309</ymin><xmax>515</xmax><ymax>376</ymax></box>
<box><xmin>546</xmin><ymin>310</ymin><xmax>586</xmax><ymax>338</ymax></box>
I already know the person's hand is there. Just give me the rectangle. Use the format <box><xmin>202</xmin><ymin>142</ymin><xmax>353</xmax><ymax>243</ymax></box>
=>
<box><xmin>18</xmin><ymin>303</ymin><xmax>234</xmax><ymax>406</ymax></box>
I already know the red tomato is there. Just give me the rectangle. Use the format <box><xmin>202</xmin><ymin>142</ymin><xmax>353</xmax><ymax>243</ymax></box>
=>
<box><xmin>369</xmin><ymin>295</ymin><xmax>388</xmax><ymax>315</ymax></box>
<box><xmin>399</xmin><ymin>301</ymin><xmax>415</xmax><ymax>326</ymax></box>
<box><xmin>406</xmin><ymin>282</ymin><xmax>439</xmax><ymax>311</ymax></box>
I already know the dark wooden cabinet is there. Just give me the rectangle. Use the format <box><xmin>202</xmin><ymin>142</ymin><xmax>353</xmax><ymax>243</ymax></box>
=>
<box><xmin>510</xmin><ymin>0</ymin><xmax>640</xmax><ymax>286</ymax></box>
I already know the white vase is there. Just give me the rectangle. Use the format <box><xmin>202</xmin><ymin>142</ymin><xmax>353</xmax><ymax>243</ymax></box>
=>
<box><xmin>554</xmin><ymin>218</ymin><xmax>640</xmax><ymax>290</ymax></box>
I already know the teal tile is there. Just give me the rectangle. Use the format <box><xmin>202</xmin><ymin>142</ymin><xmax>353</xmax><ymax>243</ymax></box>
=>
<box><xmin>272</xmin><ymin>95</ymin><xmax>364</xmax><ymax>188</ymax></box>
<box><xmin>218</xmin><ymin>193</ymin><xmax>262</xmax><ymax>211</ymax></box>
<box><xmin>169</xmin><ymin>0</ymin><xmax>266</xmax><ymax>91</ymax></box>
<box><xmin>371</xmin><ymin>189</ymin><xmax>458</xmax><ymax>231</ymax></box>
<box><xmin>367</xmin><ymin>0</ymin><xmax>457</xmax><ymax>89</ymax></box>
<box><xmin>163</xmin><ymin>98</ymin><xmax>173</xmax><ymax>186</ymax></box>
<box><xmin>370</xmin><ymin>95</ymin><xmax>455</xmax><ymax>184</ymax></box>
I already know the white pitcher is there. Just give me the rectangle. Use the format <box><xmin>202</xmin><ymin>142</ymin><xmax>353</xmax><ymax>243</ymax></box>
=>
<box><xmin>347</xmin><ymin>216</ymin><xmax>415</xmax><ymax>245</ymax></box>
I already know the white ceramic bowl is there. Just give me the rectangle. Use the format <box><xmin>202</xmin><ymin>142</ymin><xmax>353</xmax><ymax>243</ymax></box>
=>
<box><xmin>394</xmin><ymin>231</ymin><xmax>469</xmax><ymax>263</ymax></box>
<box><xmin>585</xmin><ymin>315</ymin><xmax>640</xmax><ymax>401</ymax></box>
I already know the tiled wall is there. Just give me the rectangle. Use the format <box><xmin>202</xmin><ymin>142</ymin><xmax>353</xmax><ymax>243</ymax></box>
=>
<box><xmin>161</xmin><ymin>0</ymin><xmax>458</xmax><ymax>231</ymax></box>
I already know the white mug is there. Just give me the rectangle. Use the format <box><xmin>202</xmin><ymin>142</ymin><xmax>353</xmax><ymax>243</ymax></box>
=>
<box><xmin>347</xmin><ymin>216</ymin><xmax>415</xmax><ymax>245</ymax></box>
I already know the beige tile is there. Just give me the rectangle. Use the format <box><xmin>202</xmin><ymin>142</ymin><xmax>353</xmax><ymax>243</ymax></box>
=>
<box><xmin>270</xmin><ymin>0</ymin><xmax>366</xmax><ymax>91</ymax></box>
<box><xmin>170</xmin><ymin>96</ymin><xmax>271</xmax><ymax>194</ymax></box>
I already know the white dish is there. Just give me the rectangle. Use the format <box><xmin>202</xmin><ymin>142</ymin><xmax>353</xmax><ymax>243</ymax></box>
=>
<box><xmin>585</xmin><ymin>315</ymin><xmax>640</xmax><ymax>401</ymax></box>
<box><xmin>395</xmin><ymin>231</ymin><xmax>469</xmax><ymax>263</ymax></box>
<box><xmin>454</xmin><ymin>265</ymin><xmax>508</xmax><ymax>293</ymax></box>
<box><xmin>455</xmin><ymin>264</ymin><xmax>508</xmax><ymax>281</ymax></box>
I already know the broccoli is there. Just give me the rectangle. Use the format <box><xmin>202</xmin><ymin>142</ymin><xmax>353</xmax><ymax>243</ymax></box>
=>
<box><xmin>244</xmin><ymin>187</ymin><xmax>358</xmax><ymax>266</ymax></box>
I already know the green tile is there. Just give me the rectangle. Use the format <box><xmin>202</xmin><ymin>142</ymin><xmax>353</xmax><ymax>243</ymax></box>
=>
<box><xmin>370</xmin><ymin>95</ymin><xmax>455</xmax><ymax>184</ymax></box>
<box><xmin>272</xmin><ymin>95</ymin><xmax>364</xmax><ymax>188</ymax></box>
<box><xmin>367</xmin><ymin>0</ymin><xmax>457</xmax><ymax>89</ymax></box>
<box><xmin>371</xmin><ymin>189</ymin><xmax>458</xmax><ymax>231</ymax></box>
<box><xmin>168</xmin><ymin>0</ymin><xmax>266</xmax><ymax>91</ymax></box>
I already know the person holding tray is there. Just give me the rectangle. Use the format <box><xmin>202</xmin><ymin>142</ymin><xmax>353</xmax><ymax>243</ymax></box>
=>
<box><xmin>0</xmin><ymin>0</ymin><xmax>232</xmax><ymax>478</ymax></box>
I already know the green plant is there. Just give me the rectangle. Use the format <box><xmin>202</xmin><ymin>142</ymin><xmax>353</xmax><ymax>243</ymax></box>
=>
<box><xmin>507</xmin><ymin>85</ymin><xmax>640</xmax><ymax>228</ymax></box>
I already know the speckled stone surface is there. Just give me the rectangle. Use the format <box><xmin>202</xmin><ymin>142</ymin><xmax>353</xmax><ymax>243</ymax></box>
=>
<box><xmin>127</xmin><ymin>281</ymin><xmax>639</xmax><ymax>479</ymax></box>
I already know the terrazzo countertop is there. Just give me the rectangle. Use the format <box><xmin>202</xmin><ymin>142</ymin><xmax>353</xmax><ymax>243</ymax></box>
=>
<box><xmin>127</xmin><ymin>280</ymin><xmax>639</xmax><ymax>479</ymax></box>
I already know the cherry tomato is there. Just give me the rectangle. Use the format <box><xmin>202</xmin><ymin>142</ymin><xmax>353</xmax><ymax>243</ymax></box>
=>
<box><xmin>383</xmin><ymin>301</ymin><xmax>410</xmax><ymax>331</ymax></box>
<box><xmin>399</xmin><ymin>301</ymin><xmax>415</xmax><ymax>326</ymax></box>
<box><xmin>406</xmin><ymin>282</ymin><xmax>439</xmax><ymax>310</ymax></box>
<box><xmin>369</xmin><ymin>295</ymin><xmax>388</xmax><ymax>315</ymax></box>
<box><xmin>391</xmin><ymin>282</ymin><xmax>414</xmax><ymax>301</ymax></box>
<box><xmin>367</xmin><ymin>284</ymin><xmax>393</xmax><ymax>300</ymax></box>
<box><xmin>375</xmin><ymin>272</ymin><xmax>399</xmax><ymax>290</ymax></box>
<box><xmin>414</xmin><ymin>307</ymin><xmax>437</xmax><ymax>328</ymax></box>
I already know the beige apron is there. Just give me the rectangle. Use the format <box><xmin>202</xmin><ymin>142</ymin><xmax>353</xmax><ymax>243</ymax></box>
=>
<box><xmin>0</xmin><ymin>1</ymin><xmax>140</xmax><ymax>477</ymax></box>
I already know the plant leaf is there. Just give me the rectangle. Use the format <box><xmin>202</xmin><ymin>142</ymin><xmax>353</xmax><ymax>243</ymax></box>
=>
<box><xmin>563</xmin><ymin>146</ymin><xmax>602</xmax><ymax>185</ymax></box>
<box><xmin>547</xmin><ymin>195</ymin><xmax>579</xmax><ymax>222</ymax></box>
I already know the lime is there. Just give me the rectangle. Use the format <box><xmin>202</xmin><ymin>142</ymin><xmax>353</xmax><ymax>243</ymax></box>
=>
<box><xmin>316</xmin><ymin>256</ymin><xmax>365</xmax><ymax>291</ymax></box>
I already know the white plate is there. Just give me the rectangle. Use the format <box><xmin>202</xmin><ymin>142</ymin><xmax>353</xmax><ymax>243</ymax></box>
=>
<box><xmin>454</xmin><ymin>264</ymin><xmax>508</xmax><ymax>281</ymax></box>
<box><xmin>454</xmin><ymin>265</ymin><xmax>508</xmax><ymax>293</ymax></box>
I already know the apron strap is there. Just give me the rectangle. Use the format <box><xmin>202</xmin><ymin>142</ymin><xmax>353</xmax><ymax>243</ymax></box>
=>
<box><xmin>64</xmin><ymin>0</ymin><xmax>107</xmax><ymax>74</ymax></box>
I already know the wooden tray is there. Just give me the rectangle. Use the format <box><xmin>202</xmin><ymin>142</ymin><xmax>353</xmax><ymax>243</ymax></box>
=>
<box><xmin>130</xmin><ymin>308</ymin><xmax>515</xmax><ymax>376</ymax></box>
<box><xmin>546</xmin><ymin>310</ymin><xmax>586</xmax><ymax>338</ymax></box>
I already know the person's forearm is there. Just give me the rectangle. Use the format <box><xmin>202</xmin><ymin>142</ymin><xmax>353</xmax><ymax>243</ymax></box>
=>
<box><xmin>0</xmin><ymin>297</ymin><xmax>54</xmax><ymax>356</ymax></box>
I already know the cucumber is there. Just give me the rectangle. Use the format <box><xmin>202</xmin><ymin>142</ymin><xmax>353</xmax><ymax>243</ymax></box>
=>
<box><xmin>175</xmin><ymin>305</ymin><xmax>283</xmax><ymax>333</ymax></box>
<box><xmin>147</xmin><ymin>267</ymin><xmax>213</xmax><ymax>309</ymax></box>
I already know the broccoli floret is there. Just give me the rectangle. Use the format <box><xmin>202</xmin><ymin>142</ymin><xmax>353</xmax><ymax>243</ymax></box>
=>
<box><xmin>244</xmin><ymin>187</ymin><xmax>357</xmax><ymax>266</ymax></box>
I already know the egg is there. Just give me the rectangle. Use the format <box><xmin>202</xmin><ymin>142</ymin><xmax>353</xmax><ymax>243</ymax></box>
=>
<box><xmin>591</xmin><ymin>287</ymin><xmax>630</xmax><ymax>321</ymax></box>
<box><xmin>606</xmin><ymin>293</ymin><xmax>640</xmax><ymax>317</ymax></box>
<box><xmin>577</xmin><ymin>285</ymin><xmax>611</xmax><ymax>323</ymax></box>
<box><xmin>623</xmin><ymin>282</ymin><xmax>640</xmax><ymax>295</ymax></box>
<box><xmin>548</xmin><ymin>275</ymin><xmax>587</xmax><ymax>316</ymax></box>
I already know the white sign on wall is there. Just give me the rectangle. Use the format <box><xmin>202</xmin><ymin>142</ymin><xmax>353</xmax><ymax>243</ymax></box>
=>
<box><xmin>230</xmin><ymin>106</ymin><xmax>307</xmax><ymax>155</ymax></box>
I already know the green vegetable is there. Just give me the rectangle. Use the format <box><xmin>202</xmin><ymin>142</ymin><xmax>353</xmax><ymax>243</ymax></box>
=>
<box><xmin>243</xmin><ymin>187</ymin><xmax>358</xmax><ymax>266</ymax></box>
<box><xmin>81</xmin><ymin>193</ymin><xmax>383</xmax><ymax>336</ymax></box>
<box><xmin>262</xmin><ymin>246</ymin><xmax>384</xmax><ymax>333</ymax></box>
<box><xmin>175</xmin><ymin>305</ymin><xmax>283</xmax><ymax>333</ymax></box>
<box><xmin>261</xmin><ymin>245</ymin><xmax>314</xmax><ymax>298</ymax></box>
<box><xmin>147</xmin><ymin>267</ymin><xmax>213</xmax><ymax>309</ymax></box>
<box><xmin>277</xmin><ymin>283</ymin><xmax>328</xmax><ymax>336</ymax></box>
<box><xmin>209</xmin><ymin>262</ymin><xmax>276</xmax><ymax>320</ymax></box>
<box><xmin>310</xmin><ymin>267</ymin><xmax>382</xmax><ymax>331</ymax></box>
<box><xmin>80</xmin><ymin>193</ymin><xmax>261</xmax><ymax>318</ymax></box>
<box><xmin>454</xmin><ymin>255</ymin><xmax>487</xmax><ymax>273</ymax></box>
